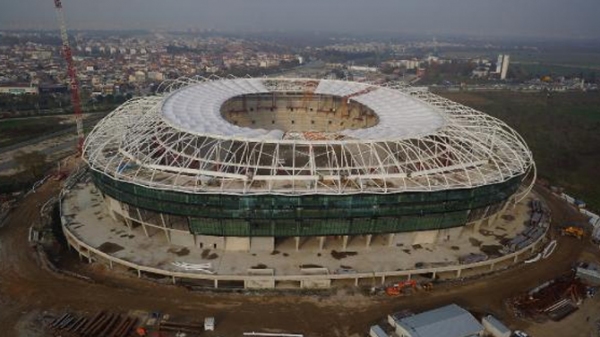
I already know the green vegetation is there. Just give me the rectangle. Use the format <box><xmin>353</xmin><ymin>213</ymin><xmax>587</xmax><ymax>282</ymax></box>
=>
<box><xmin>438</xmin><ymin>91</ymin><xmax>600</xmax><ymax>210</ymax></box>
<box><xmin>509</xmin><ymin>50</ymin><xmax>600</xmax><ymax>68</ymax></box>
<box><xmin>0</xmin><ymin>117</ymin><xmax>72</xmax><ymax>148</ymax></box>
<box><xmin>508</xmin><ymin>63</ymin><xmax>598</xmax><ymax>83</ymax></box>
<box><xmin>0</xmin><ymin>93</ymin><xmax>68</xmax><ymax>113</ymax></box>
<box><xmin>418</xmin><ymin>62</ymin><xmax>477</xmax><ymax>85</ymax></box>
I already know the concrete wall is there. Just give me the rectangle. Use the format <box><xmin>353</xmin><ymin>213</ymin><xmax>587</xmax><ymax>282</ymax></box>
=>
<box><xmin>412</xmin><ymin>230</ymin><xmax>439</xmax><ymax>245</ymax></box>
<box><xmin>225</xmin><ymin>237</ymin><xmax>250</xmax><ymax>251</ymax></box>
<box><xmin>392</xmin><ymin>232</ymin><xmax>416</xmax><ymax>247</ymax></box>
<box><xmin>437</xmin><ymin>227</ymin><xmax>463</xmax><ymax>243</ymax></box>
<box><xmin>196</xmin><ymin>235</ymin><xmax>225</xmax><ymax>250</ymax></box>
<box><xmin>106</xmin><ymin>196</ymin><xmax>123</xmax><ymax>221</ymax></box>
<box><xmin>301</xmin><ymin>279</ymin><xmax>331</xmax><ymax>288</ymax></box>
<box><xmin>250</xmin><ymin>237</ymin><xmax>275</xmax><ymax>252</ymax></box>
<box><xmin>170</xmin><ymin>230</ymin><xmax>195</xmax><ymax>247</ymax></box>
<box><xmin>245</xmin><ymin>278</ymin><xmax>275</xmax><ymax>289</ymax></box>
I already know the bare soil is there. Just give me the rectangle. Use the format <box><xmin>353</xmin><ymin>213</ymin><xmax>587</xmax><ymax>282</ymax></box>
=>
<box><xmin>0</xmin><ymin>181</ymin><xmax>596</xmax><ymax>337</ymax></box>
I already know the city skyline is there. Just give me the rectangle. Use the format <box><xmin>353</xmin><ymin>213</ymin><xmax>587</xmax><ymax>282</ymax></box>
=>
<box><xmin>1</xmin><ymin>0</ymin><xmax>600</xmax><ymax>39</ymax></box>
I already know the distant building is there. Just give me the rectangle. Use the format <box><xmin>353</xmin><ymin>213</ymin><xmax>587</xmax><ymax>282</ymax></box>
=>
<box><xmin>0</xmin><ymin>86</ymin><xmax>38</xmax><ymax>95</ymax></box>
<box><xmin>472</xmin><ymin>66</ymin><xmax>489</xmax><ymax>78</ymax></box>
<box><xmin>500</xmin><ymin>54</ymin><xmax>510</xmax><ymax>80</ymax></box>
<box><xmin>147</xmin><ymin>71</ymin><xmax>164</xmax><ymax>81</ymax></box>
<box><xmin>39</xmin><ymin>84</ymin><xmax>68</xmax><ymax>94</ymax></box>
<box><xmin>496</xmin><ymin>54</ymin><xmax>503</xmax><ymax>74</ymax></box>
<box><xmin>349</xmin><ymin>65</ymin><xmax>378</xmax><ymax>72</ymax></box>
<box><xmin>389</xmin><ymin>304</ymin><xmax>484</xmax><ymax>337</ymax></box>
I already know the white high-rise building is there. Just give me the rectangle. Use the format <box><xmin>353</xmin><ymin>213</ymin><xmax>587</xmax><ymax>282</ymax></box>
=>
<box><xmin>496</xmin><ymin>54</ymin><xmax>503</xmax><ymax>73</ymax></box>
<box><xmin>500</xmin><ymin>54</ymin><xmax>510</xmax><ymax>80</ymax></box>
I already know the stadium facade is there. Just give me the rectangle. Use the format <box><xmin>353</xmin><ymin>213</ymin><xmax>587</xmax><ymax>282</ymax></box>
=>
<box><xmin>83</xmin><ymin>78</ymin><xmax>535</xmax><ymax>252</ymax></box>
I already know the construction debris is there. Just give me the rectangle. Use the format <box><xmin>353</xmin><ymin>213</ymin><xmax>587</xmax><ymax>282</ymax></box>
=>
<box><xmin>509</xmin><ymin>272</ymin><xmax>586</xmax><ymax>322</ymax></box>
<box><xmin>171</xmin><ymin>261</ymin><xmax>215</xmax><ymax>274</ymax></box>
<box><xmin>48</xmin><ymin>311</ymin><xmax>138</xmax><ymax>337</ymax></box>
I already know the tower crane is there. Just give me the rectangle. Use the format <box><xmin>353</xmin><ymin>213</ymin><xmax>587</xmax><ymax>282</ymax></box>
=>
<box><xmin>52</xmin><ymin>0</ymin><xmax>84</xmax><ymax>154</ymax></box>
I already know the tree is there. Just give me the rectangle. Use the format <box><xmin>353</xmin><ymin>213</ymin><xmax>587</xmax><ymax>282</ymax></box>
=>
<box><xmin>13</xmin><ymin>151</ymin><xmax>48</xmax><ymax>180</ymax></box>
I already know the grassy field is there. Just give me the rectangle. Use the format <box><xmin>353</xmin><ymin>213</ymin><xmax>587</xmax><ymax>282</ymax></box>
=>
<box><xmin>437</xmin><ymin>90</ymin><xmax>600</xmax><ymax>211</ymax></box>
<box><xmin>514</xmin><ymin>63</ymin><xmax>599</xmax><ymax>79</ymax></box>
<box><xmin>443</xmin><ymin>49</ymin><xmax>600</xmax><ymax>68</ymax></box>
<box><xmin>0</xmin><ymin>117</ymin><xmax>73</xmax><ymax>148</ymax></box>
<box><xmin>509</xmin><ymin>50</ymin><xmax>600</xmax><ymax>68</ymax></box>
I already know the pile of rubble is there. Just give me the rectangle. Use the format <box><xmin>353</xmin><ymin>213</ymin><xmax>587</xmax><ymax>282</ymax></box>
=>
<box><xmin>509</xmin><ymin>273</ymin><xmax>586</xmax><ymax>322</ymax></box>
<box><xmin>49</xmin><ymin>311</ymin><xmax>138</xmax><ymax>337</ymax></box>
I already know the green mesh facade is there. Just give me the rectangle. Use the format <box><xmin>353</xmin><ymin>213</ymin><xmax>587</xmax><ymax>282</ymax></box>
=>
<box><xmin>91</xmin><ymin>171</ymin><xmax>522</xmax><ymax>237</ymax></box>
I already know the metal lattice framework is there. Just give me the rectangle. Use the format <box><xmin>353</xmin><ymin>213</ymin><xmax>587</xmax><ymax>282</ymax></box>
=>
<box><xmin>83</xmin><ymin>77</ymin><xmax>535</xmax><ymax>198</ymax></box>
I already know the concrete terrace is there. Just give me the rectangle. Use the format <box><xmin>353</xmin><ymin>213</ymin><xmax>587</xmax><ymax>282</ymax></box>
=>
<box><xmin>61</xmin><ymin>181</ymin><xmax>539</xmax><ymax>282</ymax></box>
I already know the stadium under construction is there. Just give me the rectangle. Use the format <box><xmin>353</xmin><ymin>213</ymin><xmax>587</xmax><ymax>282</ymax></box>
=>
<box><xmin>60</xmin><ymin>77</ymin><xmax>542</xmax><ymax>288</ymax></box>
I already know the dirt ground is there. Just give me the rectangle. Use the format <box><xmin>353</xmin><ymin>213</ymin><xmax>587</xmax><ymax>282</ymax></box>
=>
<box><xmin>0</xmin><ymin>179</ymin><xmax>597</xmax><ymax>337</ymax></box>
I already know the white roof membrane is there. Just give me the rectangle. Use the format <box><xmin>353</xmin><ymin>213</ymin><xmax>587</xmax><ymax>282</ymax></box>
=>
<box><xmin>161</xmin><ymin>78</ymin><xmax>445</xmax><ymax>141</ymax></box>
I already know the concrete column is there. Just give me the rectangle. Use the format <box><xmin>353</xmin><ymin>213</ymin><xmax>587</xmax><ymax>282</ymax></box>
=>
<box><xmin>459</xmin><ymin>226</ymin><xmax>469</xmax><ymax>239</ymax></box>
<box><xmin>342</xmin><ymin>235</ymin><xmax>349</xmax><ymax>251</ymax></box>
<box><xmin>494</xmin><ymin>212</ymin><xmax>501</xmax><ymax>222</ymax></box>
<box><xmin>514</xmin><ymin>254</ymin><xmax>519</xmax><ymax>263</ymax></box>
<box><xmin>387</xmin><ymin>233</ymin><xmax>395</xmax><ymax>247</ymax></box>
<box><xmin>295</xmin><ymin>236</ymin><xmax>300</xmax><ymax>251</ymax></box>
<box><xmin>214</xmin><ymin>279</ymin><xmax>219</xmax><ymax>288</ymax></box>
<box><xmin>432</xmin><ymin>271</ymin><xmax>437</xmax><ymax>279</ymax></box>
<box><xmin>381</xmin><ymin>275</ymin><xmax>386</xmax><ymax>285</ymax></box>
<box><xmin>136</xmin><ymin>208</ymin><xmax>144</xmax><ymax>222</ymax></box>
<box><xmin>124</xmin><ymin>218</ymin><xmax>132</xmax><ymax>230</ymax></box>
<box><xmin>318</xmin><ymin>236</ymin><xmax>325</xmax><ymax>251</ymax></box>
<box><xmin>456</xmin><ymin>268</ymin><xmax>462</xmax><ymax>278</ymax></box>
<box><xmin>141</xmin><ymin>223</ymin><xmax>149</xmax><ymax>238</ymax></box>
<box><xmin>160</xmin><ymin>214</ymin><xmax>171</xmax><ymax>243</ymax></box>
<box><xmin>87</xmin><ymin>251</ymin><xmax>92</xmax><ymax>263</ymax></box>
<box><xmin>172</xmin><ymin>276</ymin><xmax>176</xmax><ymax>285</ymax></box>
<box><xmin>137</xmin><ymin>269</ymin><xmax>141</xmax><ymax>278</ymax></box>
<box><xmin>365</xmin><ymin>234</ymin><xmax>372</xmax><ymax>248</ymax></box>
<box><xmin>355</xmin><ymin>278</ymin><xmax>359</xmax><ymax>287</ymax></box>
<box><xmin>473</xmin><ymin>219</ymin><xmax>483</xmax><ymax>233</ymax></box>
<box><xmin>109</xmin><ymin>260</ymin><xmax>113</xmax><ymax>269</ymax></box>
<box><xmin>489</xmin><ymin>263</ymin><xmax>495</xmax><ymax>271</ymax></box>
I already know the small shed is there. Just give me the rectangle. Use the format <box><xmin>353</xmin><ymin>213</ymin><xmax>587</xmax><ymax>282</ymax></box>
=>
<box><xmin>482</xmin><ymin>315</ymin><xmax>511</xmax><ymax>337</ymax></box>
<box><xmin>393</xmin><ymin>304</ymin><xmax>483</xmax><ymax>337</ymax></box>
<box><xmin>369</xmin><ymin>325</ymin><xmax>389</xmax><ymax>337</ymax></box>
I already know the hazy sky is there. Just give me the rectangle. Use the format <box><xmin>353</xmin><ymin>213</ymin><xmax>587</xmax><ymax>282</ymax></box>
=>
<box><xmin>1</xmin><ymin>0</ymin><xmax>599</xmax><ymax>39</ymax></box>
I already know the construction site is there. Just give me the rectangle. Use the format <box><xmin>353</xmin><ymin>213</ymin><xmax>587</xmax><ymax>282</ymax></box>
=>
<box><xmin>2</xmin><ymin>173</ymin><xmax>600</xmax><ymax>336</ymax></box>
<box><xmin>1</xmin><ymin>2</ymin><xmax>600</xmax><ymax>336</ymax></box>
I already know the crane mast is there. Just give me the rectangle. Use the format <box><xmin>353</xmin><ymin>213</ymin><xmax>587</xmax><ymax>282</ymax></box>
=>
<box><xmin>53</xmin><ymin>0</ymin><xmax>84</xmax><ymax>153</ymax></box>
